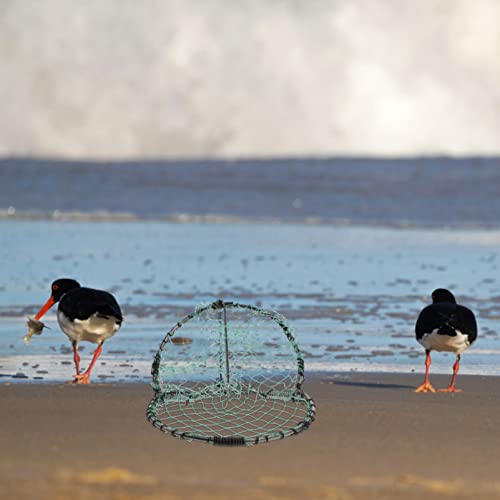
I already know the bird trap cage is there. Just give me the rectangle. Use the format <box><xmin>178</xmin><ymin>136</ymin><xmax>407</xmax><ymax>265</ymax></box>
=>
<box><xmin>147</xmin><ymin>300</ymin><xmax>316</xmax><ymax>446</ymax></box>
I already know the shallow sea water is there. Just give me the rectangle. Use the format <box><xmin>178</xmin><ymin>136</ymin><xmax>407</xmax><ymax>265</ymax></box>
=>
<box><xmin>1</xmin><ymin>220</ymin><xmax>500</xmax><ymax>382</ymax></box>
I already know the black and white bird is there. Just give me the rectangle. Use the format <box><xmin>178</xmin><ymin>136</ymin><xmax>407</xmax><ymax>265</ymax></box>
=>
<box><xmin>415</xmin><ymin>288</ymin><xmax>477</xmax><ymax>393</ymax></box>
<box><xmin>34</xmin><ymin>278</ymin><xmax>123</xmax><ymax>384</ymax></box>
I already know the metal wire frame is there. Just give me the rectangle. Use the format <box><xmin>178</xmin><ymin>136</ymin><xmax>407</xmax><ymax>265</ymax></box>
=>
<box><xmin>146</xmin><ymin>300</ymin><xmax>316</xmax><ymax>446</ymax></box>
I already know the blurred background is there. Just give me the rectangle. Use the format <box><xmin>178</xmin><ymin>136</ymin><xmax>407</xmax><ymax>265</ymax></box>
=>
<box><xmin>1</xmin><ymin>0</ymin><xmax>499</xmax><ymax>158</ymax></box>
<box><xmin>1</xmin><ymin>0</ymin><xmax>500</xmax><ymax>381</ymax></box>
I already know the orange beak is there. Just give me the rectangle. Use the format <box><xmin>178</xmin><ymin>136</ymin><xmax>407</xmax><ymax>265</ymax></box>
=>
<box><xmin>35</xmin><ymin>296</ymin><xmax>56</xmax><ymax>320</ymax></box>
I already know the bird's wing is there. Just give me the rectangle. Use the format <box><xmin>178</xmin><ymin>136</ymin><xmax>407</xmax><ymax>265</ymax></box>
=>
<box><xmin>415</xmin><ymin>303</ymin><xmax>457</xmax><ymax>340</ymax></box>
<box><xmin>61</xmin><ymin>288</ymin><xmax>123</xmax><ymax>322</ymax></box>
<box><xmin>415</xmin><ymin>303</ymin><xmax>477</xmax><ymax>342</ymax></box>
<box><xmin>454</xmin><ymin>305</ymin><xmax>478</xmax><ymax>343</ymax></box>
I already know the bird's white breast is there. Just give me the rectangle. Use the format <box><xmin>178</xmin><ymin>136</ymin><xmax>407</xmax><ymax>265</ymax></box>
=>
<box><xmin>57</xmin><ymin>310</ymin><xmax>120</xmax><ymax>344</ymax></box>
<box><xmin>418</xmin><ymin>329</ymin><xmax>470</xmax><ymax>354</ymax></box>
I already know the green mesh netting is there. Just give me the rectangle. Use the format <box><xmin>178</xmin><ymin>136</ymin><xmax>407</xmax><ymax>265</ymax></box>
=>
<box><xmin>146</xmin><ymin>300</ymin><xmax>316</xmax><ymax>446</ymax></box>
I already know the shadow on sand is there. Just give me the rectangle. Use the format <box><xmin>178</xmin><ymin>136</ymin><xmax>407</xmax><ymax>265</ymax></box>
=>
<box><xmin>332</xmin><ymin>380</ymin><xmax>415</xmax><ymax>390</ymax></box>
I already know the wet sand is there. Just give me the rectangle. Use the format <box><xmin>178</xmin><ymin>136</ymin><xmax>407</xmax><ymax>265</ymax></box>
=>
<box><xmin>2</xmin><ymin>373</ymin><xmax>500</xmax><ymax>499</ymax></box>
<box><xmin>4</xmin><ymin>220</ymin><xmax>500</xmax><ymax>379</ymax></box>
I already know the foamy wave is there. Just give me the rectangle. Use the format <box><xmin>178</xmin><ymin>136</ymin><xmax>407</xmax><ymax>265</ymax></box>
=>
<box><xmin>0</xmin><ymin>208</ymin><xmax>461</xmax><ymax>228</ymax></box>
<box><xmin>306</xmin><ymin>361</ymin><xmax>500</xmax><ymax>376</ymax></box>
<box><xmin>0</xmin><ymin>208</ymin><xmax>139</xmax><ymax>221</ymax></box>
<box><xmin>0</xmin><ymin>208</ymin><xmax>318</xmax><ymax>225</ymax></box>
<box><xmin>0</xmin><ymin>208</ymin><xmax>349</xmax><ymax>225</ymax></box>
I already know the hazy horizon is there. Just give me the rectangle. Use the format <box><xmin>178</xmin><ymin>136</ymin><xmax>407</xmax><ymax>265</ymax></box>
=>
<box><xmin>1</xmin><ymin>0</ymin><xmax>499</xmax><ymax>159</ymax></box>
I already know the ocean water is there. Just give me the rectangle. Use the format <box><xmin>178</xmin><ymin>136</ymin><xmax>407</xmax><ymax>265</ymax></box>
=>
<box><xmin>2</xmin><ymin>157</ymin><xmax>500</xmax><ymax>227</ymax></box>
<box><xmin>1</xmin><ymin>219</ymin><xmax>500</xmax><ymax>382</ymax></box>
<box><xmin>1</xmin><ymin>157</ymin><xmax>499</xmax><ymax>382</ymax></box>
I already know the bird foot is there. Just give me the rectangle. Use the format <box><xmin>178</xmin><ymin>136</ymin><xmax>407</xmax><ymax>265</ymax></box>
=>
<box><xmin>438</xmin><ymin>386</ymin><xmax>462</xmax><ymax>393</ymax></box>
<box><xmin>72</xmin><ymin>373</ymin><xmax>91</xmax><ymax>384</ymax></box>
<box><xmin>415</xmin><ymin>382</ymin><xmax>436</xmax><ymax>393</ymax></box>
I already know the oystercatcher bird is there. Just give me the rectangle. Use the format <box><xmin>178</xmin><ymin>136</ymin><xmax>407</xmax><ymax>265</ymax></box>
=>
<box><xmin>415</xmin><ymin>288</ymin><xmax>477</xmax><ymax>393</ymax></box>
<box><xmin>34</xmin><ymin>278</ymin><xmax>123</xmax><ymax>384</ymax></box>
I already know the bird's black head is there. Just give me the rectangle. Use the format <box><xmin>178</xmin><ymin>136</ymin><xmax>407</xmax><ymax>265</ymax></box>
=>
<box><xmin>50</xmin><ymin>278</ymin><xmax>81</xmax><ymax>302</ymax></box>
<box><xmin>431</xmin><ymin>288</ymin><xmax>456</xmax><ymax>304</ymax></box>
<box><xmin>34</xmin><ymin>278</ymin><xmax>81</xmax><ymax>321</ymax></box>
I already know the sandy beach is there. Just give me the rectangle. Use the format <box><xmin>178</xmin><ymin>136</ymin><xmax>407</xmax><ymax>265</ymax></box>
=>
<box><xmin>2</xmin><ymin>2</ymin><xmax>500</xmax><ymax>498</ymax></box>
<box><xmin>2</xmin><ymin>164</ymin><xmax>500</xmax><ymax>500</ymax></box>
<box><xmin>2</xmin><ymin>373</ymin><xmax>500</xmax><ymax>499</ymax></box>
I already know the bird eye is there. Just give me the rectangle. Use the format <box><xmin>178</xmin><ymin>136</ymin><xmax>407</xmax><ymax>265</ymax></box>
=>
<box><xmin>53</xmin><ymin>284</ymin><xmax>59</xmax><ymax>290</ymax></box>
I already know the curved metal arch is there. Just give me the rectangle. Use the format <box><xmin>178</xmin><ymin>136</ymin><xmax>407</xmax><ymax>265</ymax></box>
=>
<box><xmin>147</xmin><ymin>300</ymin><xmax>316</xmax><ymax>446</ymax></box>
<box><xmin>151</xmin><ymin>300</ymin><xmax>306</xmax><ymax>393</ymax></box>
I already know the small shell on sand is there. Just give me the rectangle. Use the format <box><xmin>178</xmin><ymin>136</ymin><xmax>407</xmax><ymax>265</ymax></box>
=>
<box><xmin>23</xmin><ymin>317</ymin><xmax>47</xmax><ymax>345</ymax></box>
<box><xmin>170</xmin><ymin>337</ymin><xmax>193</xmax><ymax>345</ymax></box>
